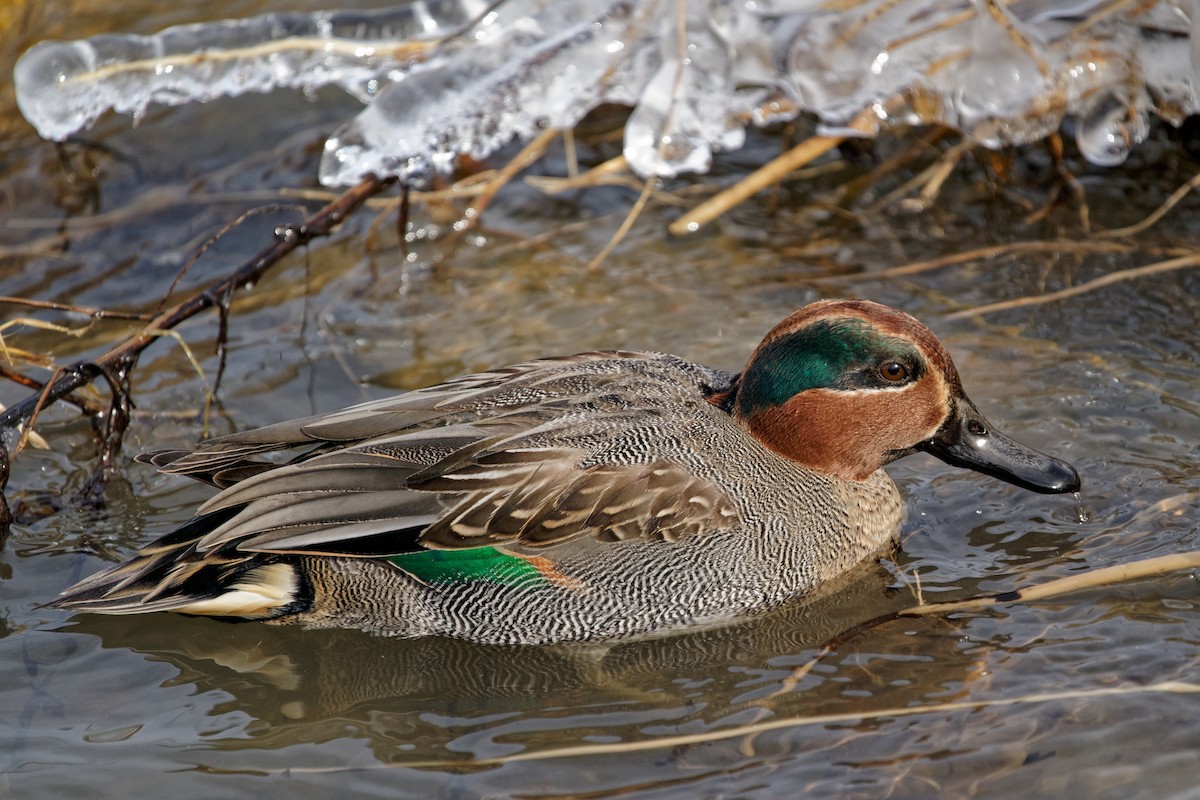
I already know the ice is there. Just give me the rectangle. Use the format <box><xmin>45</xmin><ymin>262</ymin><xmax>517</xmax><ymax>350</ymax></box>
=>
<box><xmin>14</xmin><ymin>3</ymin><xmax>482</xmax><ymax>141</ymax></box>
<box><xmin>951</xmin><ymin>0</ymin><xmax>1058</xmax><ymax>148</ymax></box>
<box><xmin>321</xmin><ymin>0</ymin><xmax>659</xmax><ymax>183</ymax></box>
<box><xmin>13</xmin><ymin>1</ymin><xmax>1200</xmax><ymax>185</ymax></box>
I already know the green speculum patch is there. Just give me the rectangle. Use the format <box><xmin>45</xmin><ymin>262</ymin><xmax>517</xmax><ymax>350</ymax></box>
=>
<box><xmin>736</xmin><ymin>319</ymin><xmax>909</xmax><ymax>415</ymax></box>
<box><xmin>387</xmin><ymin>546</ymin><xmax>548</xmax><ymax>586</ymax></box>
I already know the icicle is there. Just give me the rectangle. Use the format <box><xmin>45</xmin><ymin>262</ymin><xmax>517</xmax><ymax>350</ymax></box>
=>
<box><xmin>13</xmin><ymin>0</ymin><xmax>1200</xmax><ymax>186</ymax></box>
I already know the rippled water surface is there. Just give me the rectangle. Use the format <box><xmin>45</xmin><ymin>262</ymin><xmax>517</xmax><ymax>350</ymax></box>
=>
<box><xmin>2</xmin><ymin>3</ymin><xmax>1200</xmax><ymax>798</ymax></box>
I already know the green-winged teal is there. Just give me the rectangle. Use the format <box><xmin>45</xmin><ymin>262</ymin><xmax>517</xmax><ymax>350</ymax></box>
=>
<box><xmin>53</xmin><ymin>299</ymin><xmax>1079</xmax><ymax>643</ymax></box>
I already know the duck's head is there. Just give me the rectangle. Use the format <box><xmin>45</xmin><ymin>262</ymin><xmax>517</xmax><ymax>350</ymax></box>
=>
<box><xmin>712</xmin><ymin>299</ymin><xmax>1080</xmax><ymax>493</ymax></box>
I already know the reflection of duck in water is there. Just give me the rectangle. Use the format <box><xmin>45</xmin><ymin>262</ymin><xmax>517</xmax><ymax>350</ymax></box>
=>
<box><xmin>68</xmin><ymin>573</ymin><xmax>980</xmax><ymax>768</ymax></box>
<box><xmin>69</xmin><ymin>574</ymin><xmax>894</xmax><ymax>710</ymax></box>
<box><xmin>54</xmin><ymin>300</ymin><xmax>1079</xmax><ymax>644</ymax></box>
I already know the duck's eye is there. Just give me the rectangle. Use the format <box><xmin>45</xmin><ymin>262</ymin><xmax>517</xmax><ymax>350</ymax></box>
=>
<box><xmin>879</xmin><ymin>361</ymin><xmax>909</xmax><ymax>383</ymax></box>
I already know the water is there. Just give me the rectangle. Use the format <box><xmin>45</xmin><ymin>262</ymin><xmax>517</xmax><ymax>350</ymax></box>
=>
<box><xmin>3</xmin><ymin>2</ymin><xmax>1200</xmax><ymax>798</ymax></box>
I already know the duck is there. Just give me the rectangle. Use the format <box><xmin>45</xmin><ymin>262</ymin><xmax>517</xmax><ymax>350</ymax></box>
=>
<box><xmin>52</xmin><ymin>299</ymin><xmax>1080</xmax><ymax>644</ymax></box>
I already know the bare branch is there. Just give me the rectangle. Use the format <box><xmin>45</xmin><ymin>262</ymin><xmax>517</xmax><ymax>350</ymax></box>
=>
<box><xmin>0</xmin><ymin>172</ymin><xmax>397</xmax><ymax>527</ymax></box>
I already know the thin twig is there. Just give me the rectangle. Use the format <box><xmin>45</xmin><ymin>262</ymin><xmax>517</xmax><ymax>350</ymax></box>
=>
<box><xmin>230</xmin><ymin>680</ymin><xmax>1200</xmax><ymax>773</ymax></box>
<box><xmin>768</xmin><ymin>546</ymin><xmax>1200</xmax><ymax>700</ymax></box>
<box><xmin>668</xmin><ymin>110</ymin><xmax>877</xmax><ymax>236</ymax></box>
<box><xmin>485</xmin><ymin>214</ymin><xmax>618</xmax><ymax>261</ymax></box>
<box><xmin>524</xmin><ymin>156</ymin><xmax>630</xmax><ymax>194</ymax></box>
<box><xmin>87</xmin><ymin>358</ymin><xmax>134</xmax><ymax>494</ymax></box>
<box><xmin>0</xmin><ymin>173</ymin><xmax>396</xmax><ymax>526</ymax></box>
<box><xmin>0</xmin><ymin>297</ymin><xmax>151</xmax><ymax>321</ymax></box>
<box><xmin>945</xmin><ymin>251</ymin><xmax>1200</xmax><ymax>318</ymax></box>
<box><xmin>0</xmin><ymin>365</ymin><xmax>107</xmax><ymax>417</ymax></box>
<box><xmin>60</xmin><ymin>37</ymin><xmax>435</xmax><ymax>87</ymax></box>
<box><xmin>1098</xmin><ymin>169</ymin><xmax>1200</xmax><ymax>239</ymax></box>
<box><xmin>835</xmin><ymin>239</ymin><xmax>1161</xmax><ymax>282</ymax></box>
<box><xmin>903</xmin><ymin>550</ymin><xmax>1200</xmax><ymax>616</ymax></box>
<box><xmin>831</xmin><ymin>127</ymin><xmax>950</xmax><ymax>208</ymax></box>
<box><xmin>866</xmin><ymin>139</ymin><xmax>973</xmax><ymax>213</ymax></box>
<box><xmin>586</xmin><ymin>175</ymin><xmax>657</xmax><ymax>271</ymax></box>
<box><xmin>581</xmin><ymin>0</ymin><xmax>688</xmax><ymax>268</ymax></box>
<box><xmin>465</xmin><ymin>127</ymin><xmax>562</xmax><ymax>221</ymax></box>
<box><xmin>156</xmin><ymin>204</ymin><xmax>310</xmax><ymax>313</ymax></box>
<box><xmin>1067</xmin><ymin>0</ymin><xmax>1144</xmax><ymax>37</ymax></box>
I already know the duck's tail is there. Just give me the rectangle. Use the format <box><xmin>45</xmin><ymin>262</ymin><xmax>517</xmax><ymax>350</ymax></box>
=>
<box><xmin>51</xmin><ymin>510</ymin><xmax>311</xmax><ymax>620</ymax></box>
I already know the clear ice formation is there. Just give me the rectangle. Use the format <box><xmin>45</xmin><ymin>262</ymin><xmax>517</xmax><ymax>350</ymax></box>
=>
<box><xmin>14</xmin><ymin>0</ymin><xmax>1200</xmax><ymax>185</ymax></box>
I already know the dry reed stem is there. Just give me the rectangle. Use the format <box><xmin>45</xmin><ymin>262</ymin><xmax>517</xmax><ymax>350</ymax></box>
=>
<box><xmin>768</xmin><ymin>542</ymin><xmax>1200</xmax><ymax>698</ymax></box>
<box><xmin>465</xmin><ymin>127</ymin><xmax>563</xmax><ymax>220</ymax></box>
<box><xmin>521</xmin><ymin>155</ymin><xmax>630</xmax><ymax>194</ymax></box>
<box><xmin>904</xmin><ymin>550</ymin><xmax>1200</xmax><ymax>616</ymax></box>
<box><xmin>586</xmin><ymin>173</ymin><xmax>658</xmax><ymax>271</ymax></box>
<box><xmin>836</xmin><ymin>239</ymin><xmax>1151</xmax><ymax>282</ymax></box>
<box><xmin>563</xmin><ymin>128</ymin><xmax>580</xmax><ymax>180</ymax></box>
<box><xmin>1098</xmin><ymin>169</ymin><xmax>1200</xmax><ymax>238</ymax></box>
<box><xmin>867</xmin><ymin>139</ymin><xmax>973</xmax><ymax>212</ymax></box>
<box><xmin>667</xmin><ymin>119</ymin><xmax>866</xmax><ymax>236</ymax></box>
<box><xmin>944</xmin><ymin>250</ymin><xmax>1200</xmax><ymax>318</ymax></box>
<box><xmin>251</xmin><ymin>680</ymin><xmax>1200</xmax><ymax>774</ymax></box>
<box><xmin>7</xmin><ymin>187</ymin><xmax>303</xmax><ymax>231</ymax></box>
<box><xmin>528</xmin><ymin>166</ymin><xmax>693</xmax><ymax>206</ymax></box>
<box><xmin>358</xmin><ymin>127</ymin><xmax>564</xmax><ymax>248</ymax></box>
<box><xmin>63</xmin><ymin>37</ymin><xmax>435</xmax><ymax>87</ymax></box>
<box><xmin>484</xmin><ymin>684</ymin><xmax>1200</xmax><ymax>765</ymax></box>
<box><xmin>486</xmin><ymin>214</ymin><xmax>618</xmax><ymax>261</ymax></box>
<box><xmin>833</xmin><ymin>0</ymin><xmax>908</xmax><ymax>49</ymax></box>
<box><xmin>982</xmin><ymin>0</ymin><xmax>1050</xmax><ymax>77</ymax></box>
<box><xmin>0</xmin><ymin>174</ymin><xmax>395</xmax><ymax>524</ymax></box>
<box><xmin>0</xmin><ymin>297</ymin><xmax>151</xmax><ymax>321</ymax></box>
<box><xmin>915</xmin><ymin>141</ymin><xmax>970</xmax><ymax>204</ymax></box>
<box><xmin>885</xmin><ymin>5</ymin><xmax>975</xmax><ymax>51</ymax></box>
<box><xmin>1067</xmin><ymin>0</ymin><xmax>1151</xmax><ymax>37</ymax></box>
<box><xmin>582</xmin><ymin>0</ymin><xmax>685</xmax><ymax>268</ymax></box>
<box><xmin>832</xmin><ymin>128</ymin><xmax>949</xmax><ymax>208</ymax></box>
<box><xmin>282</xmin><ymin>173</ymin><xmax>501</xmax><ymax>207</ymax></box>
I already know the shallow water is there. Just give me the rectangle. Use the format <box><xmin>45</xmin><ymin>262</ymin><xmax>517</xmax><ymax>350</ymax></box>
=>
<box><xmin>2</xmin><ymin>3</ymin><xmax>1200</xmax><ymax>799</ymax></box>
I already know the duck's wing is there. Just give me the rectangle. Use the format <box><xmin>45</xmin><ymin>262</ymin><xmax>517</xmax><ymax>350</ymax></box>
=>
<box><xmin>135</xmin><ymin>352</ymin><xmax>636</xmax><ymax>489</ymax></box>
<box><xmin>187</xmin><ymin>350</ymin><xmax>741</xmax><ymax>555</ymax></box>
<box><xmin>53</xmin><ymin>352</ymin><xmax>741</xmax><ymax>614</ymax></box>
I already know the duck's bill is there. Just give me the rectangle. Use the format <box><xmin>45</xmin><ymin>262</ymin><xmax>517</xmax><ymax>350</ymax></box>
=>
<box><xmin>919</xmin><ymin>397</ymin><xmax>1081</xmax><ymax>494</ymax></box>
